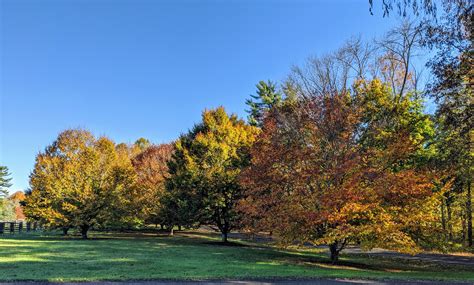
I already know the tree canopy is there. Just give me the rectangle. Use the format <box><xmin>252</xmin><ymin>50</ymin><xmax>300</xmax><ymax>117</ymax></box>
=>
<box><xmin>240</xmin><ymin>80</ymin><xmax>439</xmax><ymax>263</ymax></box>
<box><xmin>0</xmin><ymin>166</ymin><xmax>12</xmax><ymax>198</ymax></box>
<box><xmin>24</xmin><ymin>129</ymin><xmax>137</xmax><ymax>238</ymax></box>
<box><xmin>164</xmin><ymin>107</ymin><xmax>259</xmax><ymax>241</ymax></box>
<box><xmin>132</xmin><ymin>143</ymin><xmax>174</xmax><ymax>226</ymax></box>
<box><xmin>246</xmin><ymin>80</ymin><xmax>283</xmax><ymax>127</ymax></box>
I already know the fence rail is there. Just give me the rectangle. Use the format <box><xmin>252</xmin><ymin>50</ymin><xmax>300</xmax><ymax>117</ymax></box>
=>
<box><xmin>0</xmin><ymin>221</ymin><xmax>39</xmax><ymax>234</ymax></box>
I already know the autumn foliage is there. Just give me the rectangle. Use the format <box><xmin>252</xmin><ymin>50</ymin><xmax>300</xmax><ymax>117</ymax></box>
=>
<box><xmin>11</xmin><ymin>2</ymin><xmax>471</xmax><ymax>263</ymax></box>
<box><xmin>239</xmin><ymin>87</ymin><xmax>437</xmax><ymax>263</ymax></box>
<box><xmin>163</xmin><ymin>107</ymin><xmax>259</xmax><ymax>241</ymax></box>
<box><xmin>10</xmin><ymin>191</ymin><xmax>26</xmax><ymax>220</ymax></box>
<box><xmin>24</xmin><ymin>129</ymin><xmax>137</xmax><ymax>238</ymax></box>
<box><xmin>132</xmin><ymin>143</ymin><xmax>174</xmax><ymax>226</ymax></box>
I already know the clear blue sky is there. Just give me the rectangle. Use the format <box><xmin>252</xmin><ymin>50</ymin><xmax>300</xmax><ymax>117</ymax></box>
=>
<box><xmin>1</xmin><ymin>0</ymin><xmax>399</xmax><ymax>191</ymax></box>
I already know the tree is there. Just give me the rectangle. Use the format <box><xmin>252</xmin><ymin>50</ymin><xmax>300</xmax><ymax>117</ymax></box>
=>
<box><xmin>132</xmin><ymin>143</ymin><xmax>174</xmax><ymax>226</ymax></box>
<box><xmin>0</xmin><ymin>166</ymin><xmax>12</xmax><ymax>198</ymax></box>
<box><xmin>9</xmin><ymin>191</ymin><xmax>26</xmax><ymax>220</ymax></box>
<box><xmin>165</xmin><ymin>107</ymin><xmax>258</xmax><ymax>242</ymax></box>
<box><xmin>370</xmin><ymin>0</ymin><xmax>473</xmax><ymax>247</ymax></box>
<box><xmin>376</xmin><ymin>21</ymin><xmax>424</xmax><ymax>100</ymax></box>
<box><xmin>246</xmin><ymin>81</ymin><xmax>282</xmax><ymax>127</ymax></box>
<box><xmin>134</xmin><ymin>138</ymin><xmax>151</xmax><ymax>151</ymax></box>
<box><xmin>289</xmin><ymin>49</ymin><xmax>355</xmax><ymax>98</ymax></box>
<box><xmin>288</xmin><ymin>22</ymin><xmax>423</xmax><ymax>101</ymax></box>
<box><xmin>353</xmin><ymin>79</ymin><xmax>434</xmax><ymax>155</ymax></box>
<box><xmin>432</xmin><ymin>84</ymin><xmax>473</xmax><ymax>246</ymax></box>
<box><xmin>24</xmin><ymin>129</ymin><xmax>136</xmax><ymax>238</ymax></box>
<box><xmin>426</xmin><ymin>0</ymin><xmax>472</xmax><ymax>248</ymax></box>
<box><xmin>239</xmin><ymin>86</ymin><xmax>437</xmax><ymax>263</ymax></box>
<box><xmin>0</xmin><ymin>199</ymin><xmax>15</xmax><ymax>221</ymax></box>
<box><xmin>0</xmin><ymin>166</ymin><xmax>14</xmax><ymax>221</ymax></box>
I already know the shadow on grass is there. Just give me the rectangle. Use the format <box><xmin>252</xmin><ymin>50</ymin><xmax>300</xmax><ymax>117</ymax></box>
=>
<box><xmin>202</xmin><ymin>241</ymin><xmax>249</xmax><ymax>247</ymax></box>
<box><xmin>1</xmin><ymin>231</ymin><xmax>473</xmax><ymax>282</ymax></box>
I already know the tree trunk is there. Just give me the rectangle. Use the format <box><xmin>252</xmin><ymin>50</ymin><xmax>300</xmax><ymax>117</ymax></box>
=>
<box><xmin>80</xmin><ymin>225</ymin><xmax>89</xmax><ymax>239</ymax></box>
<box><xmin>462</xmin><ymin>209</ymin><xmax>467</xmax><ymax>243</ymax></box>
<box><xmin>441</xmin><ymin>200</ymin><xmax>446</xmax><ymax>234</ymax></box>
<box><xmin>467</xmin><ymin>182</ymin><xmax>472</xmax><ymax>247</ymax></box>
<box><xmin>160</xmin><ymin>224</ymin><xmax>164</xmax><ymax>230</ymax></box>
<box><xmin>169</xmin><ymin>227</ymin><xmax>174</xmax><ymax>236</ymax></box>
<box><xmin>178</xmin><ymin>225</ymin><xmax>182</xmax><ymax>231</ymax></box>
<box><xmin>447</xmin><ymin>201</ymin><xmax>453</xmax><ymax>241</ymax></box>
<box><xmin>329</xmin><ymin>242</ymin><xmax>339</xmax><ymax>264</ymax></box>
<box><xmin>221</xmin><ymin>231</ymin><xmax>228</xmax><ymax>243</ymax></box>
<box><xmin>62</xmin><ymin>227</ymin><xmax>69</xmax><ymax>236</ymax></box>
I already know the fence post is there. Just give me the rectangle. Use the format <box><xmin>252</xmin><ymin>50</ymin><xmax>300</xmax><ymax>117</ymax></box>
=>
<box><xmin>26</xmin><ymin>222</ymin><xmax>31</xmax><ymax>232</ymax></box>
<box><xmin>0</xmin><ymin>222</ymin><xmax>4</xmax><ymax>234</ymax></box>
<box><xmin>18</xmin><ymin>222</ymin><xmax>23</xmax><ymax>233</ymax></box>
<box><xmin>10</xmin><ymin>222</ymin><xmax>14</xmax><ymax>234</ymax></box>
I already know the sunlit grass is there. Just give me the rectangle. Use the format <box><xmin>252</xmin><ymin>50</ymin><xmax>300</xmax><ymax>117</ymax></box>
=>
<box><xmin>0</xmin><ymin>231</ymin><xmax>473</xmax><ymax>282</ymax></box>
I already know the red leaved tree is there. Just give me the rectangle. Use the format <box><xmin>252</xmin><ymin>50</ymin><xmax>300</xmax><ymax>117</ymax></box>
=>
<box><xmin>239</xmin><ymin>92</ymin><xmax>437</xmax><ymax>263</ymax></box>
<box><xmin>132</xmin><ymin>143</ymin><xmax>174</xmax><ymax>227</ymax></box>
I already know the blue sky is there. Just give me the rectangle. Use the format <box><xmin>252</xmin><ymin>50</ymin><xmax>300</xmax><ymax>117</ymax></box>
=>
<box><xmin>1</xmin><ymin>0</ymin><xmax>400</xmax><ymax>191</ymax></box>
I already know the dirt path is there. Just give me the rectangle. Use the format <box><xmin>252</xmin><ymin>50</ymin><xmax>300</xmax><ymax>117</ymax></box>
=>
<box><xmin>341</xmin><ymin>246</ymin><xmax>474</xmax><ymax>267</ymax></box>
<box><xmin>224</xmin><ymin>232</ymin><xmax>474</xmax><ymax>267</ymax></box>
<box><xmin>1</xmin><ymin>280</ymin><xmax>472</xmax><ymax>285</ymax></box>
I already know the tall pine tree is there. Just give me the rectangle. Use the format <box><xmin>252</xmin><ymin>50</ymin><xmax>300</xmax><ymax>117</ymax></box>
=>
<box><xmin>246</xmin><ymin>81</ymin><xmax>282</xmax><ymax>127</ymax></box>
<box><xmin>0</xmin><ymin>166</ymin><xmax>12</xmax><ymax>198</ymax></box>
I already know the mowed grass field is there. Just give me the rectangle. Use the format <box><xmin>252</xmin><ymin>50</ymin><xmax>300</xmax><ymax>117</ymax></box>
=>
<box><xmin>1</xmin><ymin>231</ymin><xmax>473</xmax><ymax>282</ymax></box>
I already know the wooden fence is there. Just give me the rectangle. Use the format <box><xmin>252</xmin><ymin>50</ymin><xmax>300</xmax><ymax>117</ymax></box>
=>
<box><xmin>0</xmin><ymin>221</ymin><xmax>39</xmax><ymax>234</ymax></box>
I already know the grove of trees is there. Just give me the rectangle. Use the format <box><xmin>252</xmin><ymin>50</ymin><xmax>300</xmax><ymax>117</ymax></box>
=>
<box><xmin>18</xmin><ymin>0</ymin><xmax>471</xmax><ymax>264</ymax></box>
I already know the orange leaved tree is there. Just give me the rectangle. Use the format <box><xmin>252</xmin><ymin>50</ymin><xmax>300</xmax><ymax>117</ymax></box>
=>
<box><xmin>132</xmin><ymin>143</ymin><xmax>174</xmax><ymax>227</ymax></box>
<box><xmin>239</xmin><ymin>91</ymin><xmax>437</xmax><ymax>263</ymax></box>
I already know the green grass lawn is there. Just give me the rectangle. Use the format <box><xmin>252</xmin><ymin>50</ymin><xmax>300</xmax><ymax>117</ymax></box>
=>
<box><xmin>1</xmin><ymin>231</ymin><xmax>473</xmax><ymax>282</ymax></box>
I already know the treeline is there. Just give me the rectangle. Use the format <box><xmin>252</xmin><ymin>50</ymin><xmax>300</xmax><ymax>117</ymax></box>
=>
<box><xmin>22</xmin><ymin>1</ymin><xmax>472</xmax><ymax>263</ymax></box>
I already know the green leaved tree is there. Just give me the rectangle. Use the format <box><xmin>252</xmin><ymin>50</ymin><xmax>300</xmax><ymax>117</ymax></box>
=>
<box><xmin>246</xmin><ymin>80</ymin><xmax>282</xmax><ymax>127</ymax></box>
<box><xmin>0</xmin><ymin>166</ymin><xmax>14</xmax><ymax>221</ymax></box>
<box><xmin>0</xmin><ymin>166</ymin><xmax>12</xmax><ymax>198</ymax></box>
<box><xmin>164</xmin><ymin>107</ymin><xmax>258</xmax><ymax>241</ymax></box>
